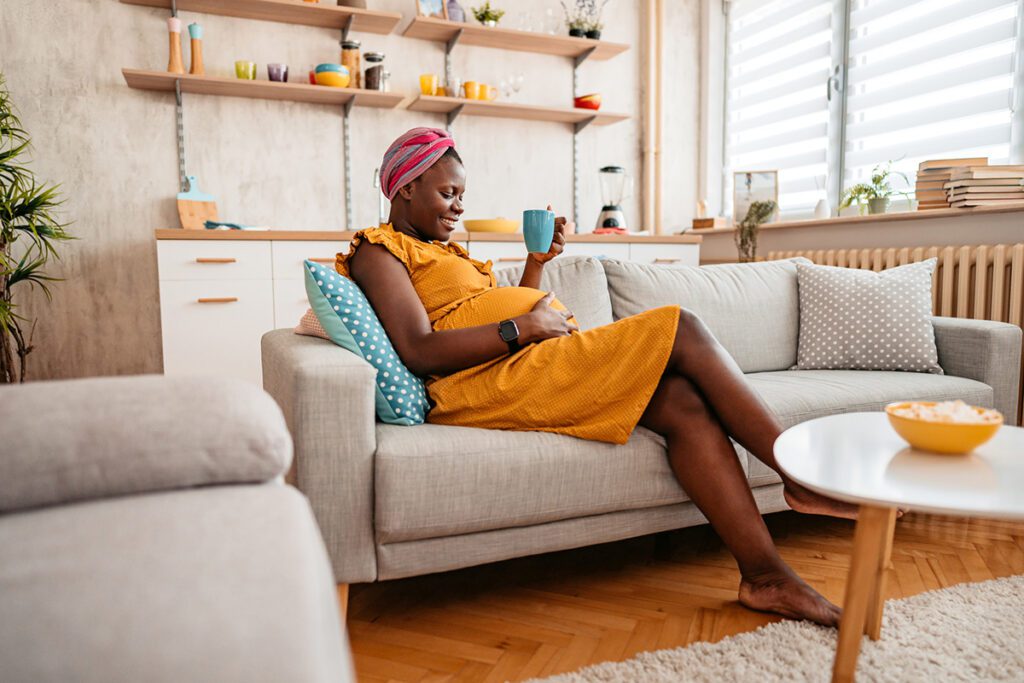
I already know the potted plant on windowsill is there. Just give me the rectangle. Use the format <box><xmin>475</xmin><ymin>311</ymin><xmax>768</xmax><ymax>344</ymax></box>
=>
<box><xmin>471</xmin><ymin>1</ymin><xmax>504</xmax><ymax>26</ymax></box>
<box><xmin>734</xmin><ymin>200</ymin><xmax>776</xmax><ymax>263</ymax></box>
<box><xmin>560</xmin><ymin>0</ymin><xmax>611</xmax><ymax>39</ymax></box>
<box><xmin>840</xmin><ymin>162</ymin><xmax>910</xmax><ymax>215</ymax></box>
<box><xmin>0</xmin><ymin>74</ymin><xmax>73</xmax><ymax>383</ymax></box>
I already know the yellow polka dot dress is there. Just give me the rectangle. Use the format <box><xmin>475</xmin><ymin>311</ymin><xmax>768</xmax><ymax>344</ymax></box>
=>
<box><xmin>336</xmin><ymin>224</ymin><xmax>680</xmax><ymax>445</ymax></box>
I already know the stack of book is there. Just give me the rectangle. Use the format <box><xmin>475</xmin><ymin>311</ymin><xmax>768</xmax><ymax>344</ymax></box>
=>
<box><xmin>915</xmin><ymin>158</ymin><xmax>988</xmax><ymax>209</ymax></box>
<box><xmin>945</xmin><ymin>165</ymin><xmax>1024</xmax><ymax>209</ymax></box>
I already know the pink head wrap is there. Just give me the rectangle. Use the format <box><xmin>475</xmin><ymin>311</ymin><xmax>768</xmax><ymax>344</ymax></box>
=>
<box><xmin>379</xmin><ymin>127</ymin><xmax>457</xmax><ymax>201</ymax></box>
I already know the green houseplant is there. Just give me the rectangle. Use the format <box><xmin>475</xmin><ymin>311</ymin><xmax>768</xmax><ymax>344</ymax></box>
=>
<box><xmin>840</xmin><ymin>162</ymin><xmax>910</xmax><ymax>215</ymax></box>
<box><xmin>471</xmin><ymin>1</ymin><xmax>504</xmax><ymax>26</ymax></box>
<box><xmin>734</xmin><ymin>200</ymin><xmax>776</xmax><ymax>263</ymax></box>
<box><xmin>0</xmin><ymin>74</ymin><xmax>72</xmax><ymax>383</ymax></box>
<box><xmin>560</xmin><ymin>0</ymin><xmax>611</xmax><ymax>38</ymax></box>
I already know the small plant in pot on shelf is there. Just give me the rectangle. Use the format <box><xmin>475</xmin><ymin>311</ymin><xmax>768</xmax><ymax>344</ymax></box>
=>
<box><xmin>471</xmin><ymin>1</ymin><xmax>504</xmax><ymax>26</ymax></box>
<box><xmin>560</xmin><ymin>0</ymin><xmax>611</xmax><ymax>39</ymax></box>
<box><xmin>734</xmin><ymin>200</ymin><xmax>776</xmax><ymax>263</ymax></box>
<box><xmin>0</xmin><ymin>74</ymin><xmax>73</xmax><ymax>383</ymax></box>
<box><xmin>840</xmin><ymin>162</ymin><xmax>910</xmax><ymax>215</ymax></box>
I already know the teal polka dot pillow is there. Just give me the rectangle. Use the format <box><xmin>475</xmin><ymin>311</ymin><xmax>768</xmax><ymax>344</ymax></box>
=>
<box><xmin>303</xmin><ymin>261</ymin><xmax>430</xmax><ymax>425</ymax></box>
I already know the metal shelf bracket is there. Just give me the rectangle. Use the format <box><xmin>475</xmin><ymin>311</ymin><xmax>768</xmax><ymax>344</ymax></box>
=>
<box><xmin>340</xmin><ymin>14</ymin><xmax>354</xmax><ymax>42</ymax></box>
<box><xmin>574</xmin><ymin>46</ymin><xmax>597</xmax><ymax>69</ymax></box>
<box><xmin>174</xmin><ymin>78</ymin><xmax>187</xmax><ymax>192</ymax></box>
<box><xmin>574</xmin><ymin>115</ymin><xmax>597</xmax><ymax>134</ymax></box>
<box><xmin>446</xmin><ymin>104</ymin><xmax>465</xmax><ymax>129</ymax></box>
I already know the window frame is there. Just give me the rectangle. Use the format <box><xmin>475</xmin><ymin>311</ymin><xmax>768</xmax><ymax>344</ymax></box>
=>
<box><xmin>708</xmin><ymin>0</ymin><xmax>1024</xmax><ymax>220</ymax></box>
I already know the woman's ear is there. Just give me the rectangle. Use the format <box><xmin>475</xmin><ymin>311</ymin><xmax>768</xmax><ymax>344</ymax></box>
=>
<box><xmin>397</xmin><ymin>182</ymin><xmax>415</xmax><ymax>201</ymax></box>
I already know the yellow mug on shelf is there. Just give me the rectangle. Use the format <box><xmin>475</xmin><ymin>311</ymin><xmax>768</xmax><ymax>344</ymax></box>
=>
<box><xmin>463</xmin><ymin>80</ymin><xmax>480</xmax><ymax>99</ymax></box>
<box><xmin>482</xmin><ymin>84</ymin><xmax>498</xmax><ymax>101</ymax></box>
<box><xmin>419</xmin><ymin>73</ymin><xmax>438</xmax><ymax>96</ymax></box>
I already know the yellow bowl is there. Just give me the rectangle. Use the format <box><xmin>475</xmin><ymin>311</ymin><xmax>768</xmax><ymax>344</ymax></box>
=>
<box><xmin>463</xmin><ymin>218</ymin><xmax>520</xmax><ymax>233</ymax></box>
<box><xmin>885</xmin><ymin>401</ymin><xmax>1003</xmax><ymax>455</ymax></box>
<box><xmin>314</xmin><ymin>71</ymin><xmax>350</xmax><ymax>88</ymax></box>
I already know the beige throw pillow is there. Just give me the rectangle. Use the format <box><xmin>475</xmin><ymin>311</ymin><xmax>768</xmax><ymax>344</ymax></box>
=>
<box><xmin>795</xmin><ymin>259</ymin><xmax>942</xmax><ymax>374</ymax></box>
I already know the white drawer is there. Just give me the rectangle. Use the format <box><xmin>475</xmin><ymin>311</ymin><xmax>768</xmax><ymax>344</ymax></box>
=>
<box><xmin>159</xmin><ymin>279</ymin><xmax>275</xmax><ymax>385</ymax></box>
<box><xmin>158</xmin><ymin>240</ymin><xmax>272</xmax><ymax>281</ymax></box>
<box><xmin>561</xmin><ymin>242</ymin><xmax>631</xmax><ymax>261</ymax></box>
<box><xmin>467</xmin><ymin>241</ymin><xmax>529</xmax><ymax>270</ymax></box>
<box><xmin>629</xmin><ymin>243</ymin><xmax>700</xmax><ymax>267</ymax></box>
<box><xmin>272</xmin><ymin>240</ymin><xmax>349</xmax><ymax>280</ymax></box>
<box><xmin>274</xmin><ymin>278</ymin><xmax>312</xmax><ymax>330</ymax></box>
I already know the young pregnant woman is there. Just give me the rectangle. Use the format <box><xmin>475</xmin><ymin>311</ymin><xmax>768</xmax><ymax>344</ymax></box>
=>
<box><xmin>338</xmin><ymin>127</ymin><xmax>856</xmax><ymax>627</ymax></box>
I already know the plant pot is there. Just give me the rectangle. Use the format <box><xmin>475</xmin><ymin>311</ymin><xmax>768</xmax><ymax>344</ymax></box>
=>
<box><xmin>482</xmin><ymin>19</ymin><xmax>497</xmax><ymax>27</ymax></box>
<box><xmin>868</xmin><ymin>197</ymin><xmax>890</xmax><ymax>215</ymax></box>
<box><xmin>568</xmin><ymin>27</ymin><xmax>585</xmax><ymax>37</ymax></box>
<box><xmin>585</xmin><ymin>29</ymin><xmax>601</xmax><ymax>39</ymax></box>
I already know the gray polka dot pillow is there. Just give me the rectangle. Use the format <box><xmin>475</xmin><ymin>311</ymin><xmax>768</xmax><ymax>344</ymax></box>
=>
<box><xmin>795</xmin><ymin>258</ymin><xmax>942</xmax><ymax>374</ymax></box>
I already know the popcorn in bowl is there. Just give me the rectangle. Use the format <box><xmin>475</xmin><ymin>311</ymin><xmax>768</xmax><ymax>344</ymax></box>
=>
<box><xmin>885</xmin><ymin>400</ymin><xmax>1003</xmax><ymax>454</ymax></box>
<box><xmin>888</xmin><ymin>400</ymin><xmax>1002</xmax><ymax>425</ymax></box>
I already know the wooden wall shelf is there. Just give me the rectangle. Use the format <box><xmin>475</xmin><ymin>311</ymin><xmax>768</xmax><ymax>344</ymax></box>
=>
<box><xmin>122</xmin><ymin>69</ymin><xmax>404</xmax><ymax>108</ymax></box>
<box><xmin>403</xmin><ymin>16</ymin><xmax>628</xmax><ymax>61</ymax></box>
<box><xmin>408</xmin><ymin>95</ymin><xmax>628</xmax><ymax>126</ymax></box>
<box><xmin>119</xmin><ymin>0</ymin><xmax>401</xmax><ymax>33</ymax></box>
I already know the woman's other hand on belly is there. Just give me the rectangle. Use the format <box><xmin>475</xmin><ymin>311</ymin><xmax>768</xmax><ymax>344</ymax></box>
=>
<box><xmin>517</xmin><ymin>291</ymin><xmax>579</xmax><ymax>343</ymax></box>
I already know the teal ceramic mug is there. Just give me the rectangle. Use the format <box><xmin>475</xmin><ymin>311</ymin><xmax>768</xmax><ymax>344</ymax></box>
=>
<box><xmin>523</xmin><ymin>209</ymin><xmax>555</xmax><ymax>254</ymax></box>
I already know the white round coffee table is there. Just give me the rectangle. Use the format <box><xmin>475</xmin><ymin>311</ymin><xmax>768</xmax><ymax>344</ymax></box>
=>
<box><xmin>775</xmin><ymin>412</ymin><xmax>1024</xmax><ymax>683</ymax></box>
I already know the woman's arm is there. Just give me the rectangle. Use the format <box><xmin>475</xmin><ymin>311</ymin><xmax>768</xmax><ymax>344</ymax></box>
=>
<box><xmin>349</xmin><ymin>243</ymin><xmax>576</xmax><ymax>377</ymax></box>
<box><xmin>517</xmin><ymin>210</ymin><xmax>569</xmax><ymax>289</ymax></box>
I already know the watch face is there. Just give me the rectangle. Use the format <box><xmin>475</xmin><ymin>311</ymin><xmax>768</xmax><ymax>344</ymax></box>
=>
<box><xmin>499</xmin><ymin>319</ymin><xmax>519</xmax><ymax>342</ymax></box>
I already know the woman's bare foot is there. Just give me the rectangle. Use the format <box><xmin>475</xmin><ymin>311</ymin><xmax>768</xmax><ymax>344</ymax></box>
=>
<box><xmin>739</xmin><ymin>567</ymin><xmax>841</xmax><ymax>627</ymax></box>
<box><xmin>783</xmin><ymin>482</ymin><xmax>860</xmax><ymax>520</ymax></box>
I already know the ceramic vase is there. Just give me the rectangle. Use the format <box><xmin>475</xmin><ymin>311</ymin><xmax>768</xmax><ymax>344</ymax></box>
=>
<box><xmin>585</xmin><ymin>29</ymin><xmax>602</xmax><ymax>39</ymax></box>
<box><xmin>446</xmin><ymin>0</ymin><xmax>465</xmax><ymax>22</ymax></box>
<box><xmin>813</xmin><ymin>198</ymin><xmax>830</xmax><ymax>219</ymax></box>
<box><xmin>569</xmin><ymin>27</ymin><xmax>585</xmax><ymax>37</ymax></box>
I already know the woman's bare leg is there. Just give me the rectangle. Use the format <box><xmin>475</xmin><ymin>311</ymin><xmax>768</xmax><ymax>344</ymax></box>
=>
<box><xmin>640</xmin><ymin>373</ymin><xmax>841</xmax><ymax>626</ymax></box>
<box><xmin>665</xmin><ymin>309</ymin><xmax>858</xmax><ymax>519</ymax></box>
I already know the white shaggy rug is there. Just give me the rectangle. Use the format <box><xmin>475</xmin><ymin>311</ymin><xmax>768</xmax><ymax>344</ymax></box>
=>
<box><xmin>529</xmin><ymin>575</ymin><xmax>1024</xmax><ymax>683</ymax></box>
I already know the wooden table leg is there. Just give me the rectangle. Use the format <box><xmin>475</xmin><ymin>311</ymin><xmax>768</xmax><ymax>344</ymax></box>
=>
<box><xmin>864</xmin><ymin>508</ymin><xmax>897</xmax><ymax>639</ymax></box>
<box><xmin>832</xmin><ymin>505</ymin><xmax>897</xmax><ymax>683</ymax></box>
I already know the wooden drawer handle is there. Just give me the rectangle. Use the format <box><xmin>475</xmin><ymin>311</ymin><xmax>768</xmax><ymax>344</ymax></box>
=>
<box><xmin>309</xmin><ymin>257</ymin><xmax>335</xmax><ymax>264</ymax></box>
<box><xmin>498</xmin><ymin>257</ymin><xmax>527</xmax><ymax>262</ymax></box>
<box><xmin>653</xmin><ymin>258</ymin><xmax>681</xmax><ymax>264</ymax></box>
<box><xmin>197</xmin><ymin>297</ymin><xmax>238</xmax><ymax>304</ymax></box>
<box><xmin>195</xmin><ymin>257</ymin><xmax>237</xmax><ymax>264</ymax></box>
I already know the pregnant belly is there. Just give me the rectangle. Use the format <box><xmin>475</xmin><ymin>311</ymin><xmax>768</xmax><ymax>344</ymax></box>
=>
<box><xmin>434</xmin><ymin>286</ymin><xmax>572</xmax><ymax>331</ymax></box>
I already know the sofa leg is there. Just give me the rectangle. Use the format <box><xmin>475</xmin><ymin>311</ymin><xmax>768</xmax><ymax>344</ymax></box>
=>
<box><xmin>337</xmin><ymin>583</ymin><xmax>349</xmax><ymax>621</ymax></box>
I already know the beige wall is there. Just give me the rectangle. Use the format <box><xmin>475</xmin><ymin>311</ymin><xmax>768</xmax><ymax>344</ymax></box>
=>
<box><xmin>0</xmin><ymin>0</ymin><xmax>699</xmax><ymax>379</ymax></box>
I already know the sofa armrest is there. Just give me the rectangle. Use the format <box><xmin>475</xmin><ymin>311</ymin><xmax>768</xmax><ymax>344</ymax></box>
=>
<box><xmin>933</xmin><ymin>316</ymin><xmax>1022</xmax><ymax>424</ymax></box>
<box><xmin>261</xmin><ymin>329</ymin><xmax>378</xmax><ymax>583</ymax></box>
<box><xmin>0</xmin><ymin>375</ymin><xmax>291</xmax><ymax>513</ymax></box>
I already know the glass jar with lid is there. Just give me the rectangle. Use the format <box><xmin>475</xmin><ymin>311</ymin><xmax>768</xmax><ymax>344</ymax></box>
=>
<box><xmin>364</xmin><ymin>52</ymin><xmax>385</xmax><ymax>91</ymax></box>
<box><xmin>340</xmin><ymin>39</ymin><xmax>361</xmax><ymax>88</ymax></box>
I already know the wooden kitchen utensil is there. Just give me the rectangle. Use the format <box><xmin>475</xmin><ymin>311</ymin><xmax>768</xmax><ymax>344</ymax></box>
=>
<box><xmin>176</xmin><ymin>175</ymin><xmax>218</xmax><ymax>230</ymax></box>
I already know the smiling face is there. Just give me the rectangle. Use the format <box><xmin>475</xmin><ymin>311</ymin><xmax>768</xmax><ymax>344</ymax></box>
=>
<box><xmin>394</xmin><ymin>154</ymin><xmax>466</xmax><ymax>242</ymax></box>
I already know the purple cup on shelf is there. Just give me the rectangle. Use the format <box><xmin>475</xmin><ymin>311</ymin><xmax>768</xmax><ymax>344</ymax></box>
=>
<box><xmin>267</xmin><ymin>63</ymin><xmax>289</xmax><ymax>82</ymax></box>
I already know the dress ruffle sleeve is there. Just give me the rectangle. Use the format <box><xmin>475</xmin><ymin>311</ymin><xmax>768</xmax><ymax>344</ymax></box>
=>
<box><xmin>335</xmin><ymin>226</ymin><xmax>413</xmax><ymax>278</ymax></box>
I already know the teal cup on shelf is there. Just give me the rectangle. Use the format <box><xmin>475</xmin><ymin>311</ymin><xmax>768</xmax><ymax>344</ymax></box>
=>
<box><xmin>523</xmin><ymin>209</ymin><xmax>555</xmax><ymax>254</ymax></box>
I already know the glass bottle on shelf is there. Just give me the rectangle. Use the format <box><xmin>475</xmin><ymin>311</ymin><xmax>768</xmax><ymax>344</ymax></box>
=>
<box><xmin>341</xmin><ymin>39</ymin><xmax>361</xmax><ymax>88</ymax></box>
<box><xmin>364</xmin><ymin>52</ymin><xmax>385</xmax><ymax>91</ymax></box>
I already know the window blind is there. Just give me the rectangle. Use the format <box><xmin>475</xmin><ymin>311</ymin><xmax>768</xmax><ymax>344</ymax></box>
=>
<box><xmin>724</xmin><ymin>0</ymin><xmax>837</xmax><ymax>218</ymax></box>
<box><xmin>844</xmin><ymin>0</ymin><xmax>1020</xmax><ymax>199</ymax></box>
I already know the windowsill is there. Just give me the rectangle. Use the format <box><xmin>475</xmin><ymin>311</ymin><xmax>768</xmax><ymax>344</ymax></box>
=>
<box><xmin>689</xmin><ymin>204</ymin><xmax>1024</xmax><ymax>235</ymax></box>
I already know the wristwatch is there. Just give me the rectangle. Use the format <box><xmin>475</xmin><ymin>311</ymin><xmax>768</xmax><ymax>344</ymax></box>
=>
<box><xmin>498</xmin><ymin>319</ymin><xmax>521</xmax><ymax>354</ymax></box>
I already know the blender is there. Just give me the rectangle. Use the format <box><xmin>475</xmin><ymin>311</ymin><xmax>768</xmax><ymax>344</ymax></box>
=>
<box><xmin>595</xmin><ymin>165</ymin><xmax>631</xmax><ymax>234</ymax></box>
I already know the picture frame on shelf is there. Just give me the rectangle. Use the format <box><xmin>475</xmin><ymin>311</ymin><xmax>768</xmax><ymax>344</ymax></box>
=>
<box><xmin>415</xmin><ymin>0</ymin><xmax>448</xmax><ymax>19</ymax></box>
<box><xmin>733</xmin><ymin>170</ymin><xmax>778</xmax><ymax>224</ymax></box>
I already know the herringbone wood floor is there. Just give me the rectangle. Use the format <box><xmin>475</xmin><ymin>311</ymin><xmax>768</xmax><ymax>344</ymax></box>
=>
<box><xmin>346</xmin><ymin>511</ymin><xmax>1024</xmax><ymax>682</ymax></box>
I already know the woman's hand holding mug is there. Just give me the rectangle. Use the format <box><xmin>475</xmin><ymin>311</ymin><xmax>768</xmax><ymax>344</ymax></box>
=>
<box><xmin>526</xmin><ymin>204</ymin><xmax>571</xmax><ymax>266</ymax></box>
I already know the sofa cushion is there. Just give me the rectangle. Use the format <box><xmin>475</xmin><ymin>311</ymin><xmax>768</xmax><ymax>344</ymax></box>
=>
<box><xmin>0</xmin><ymin>485</ymin><xmax>352</xmax><ymax>683</ymax></box>
<box><xmin>494</xmin><ymin>255</ymin><xmax>614</xmax><ymax>331</ymax></box>
<box><xmin>742</xmin><ymin>369</ymin><xmax>995</xmax><ymax>486</ymax></box>
<box><xmin>0</xmin><ymin>375</ymin><xmax>292</xmax><ymax>514</ymax></box>
<box><xmin>373</xmin><ymin>423</ymin><xmax>743</xmax><ymax>543</ymax></box>
<box><xmin>601</xmin><ymin>258</ymin><xmax>808</xmax><ymax>373</ymax></box>
<box><xmin>795</xmin><ymin>259</ymin><xmax>942</xmax><ymax>374</ymax></box>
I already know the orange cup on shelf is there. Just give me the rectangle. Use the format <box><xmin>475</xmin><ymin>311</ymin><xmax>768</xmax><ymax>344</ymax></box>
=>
<box><xmin>483</xmin><ymin>84</ymin><xmax>498</xmax><ymax>101</ymax></box>
<box><xmin>462</xmin><ymin>80</ymin><xmax>480</xmax><ymax>99</ymax></box>
<box><xmin>419</xmin><ymin>73</ymin><xmax>438</xmax><ymax>96</ymax></box>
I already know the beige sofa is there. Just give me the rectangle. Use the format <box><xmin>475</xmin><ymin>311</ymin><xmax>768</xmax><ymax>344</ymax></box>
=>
<box><xmin>261</xmin><ymin>256</ymin><xmax>1022</xmax><ymax>585</ymax></box>
<box><xmin>0</xmin><ymin>375</ymin><xmax>353</xmax><ymax>683</ymax></box>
